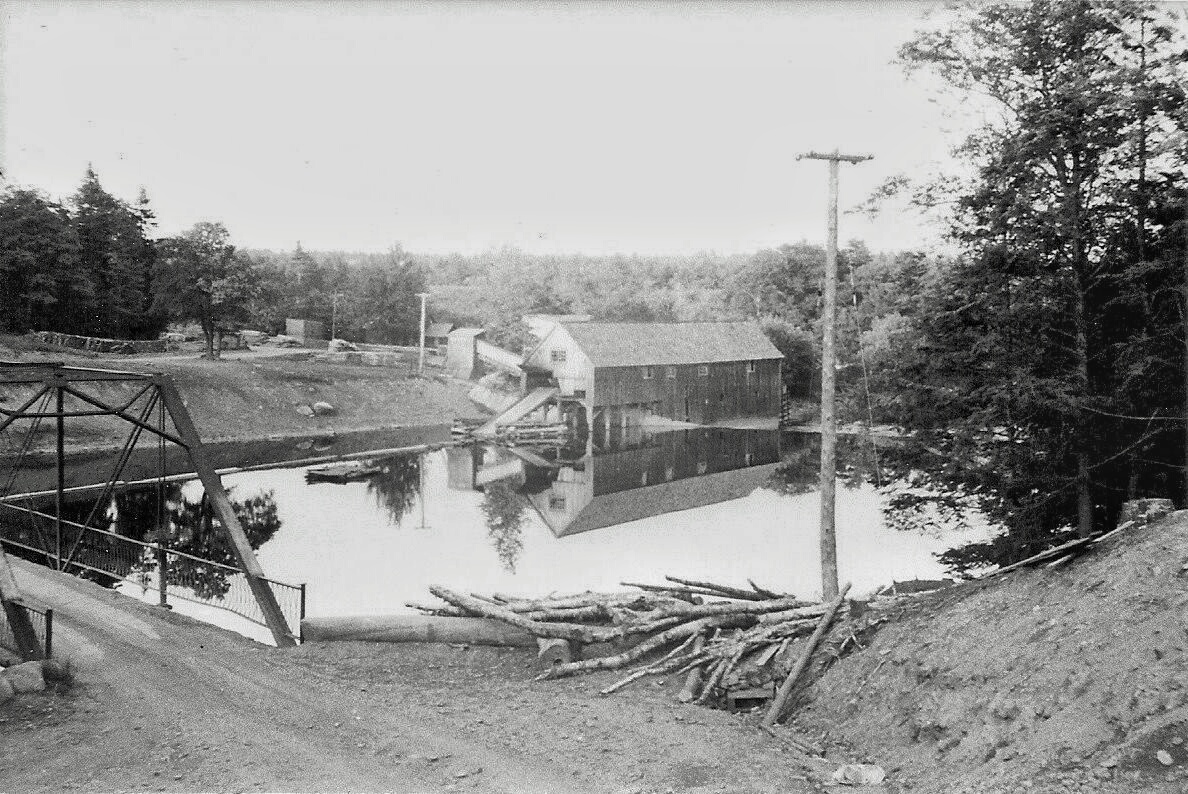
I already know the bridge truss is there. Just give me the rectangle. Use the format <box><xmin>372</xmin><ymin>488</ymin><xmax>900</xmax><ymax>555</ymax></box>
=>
<box><xmin>0</xmin><ymin>362</ymin><xmax>298</xmax><ymax>647</ymax></box>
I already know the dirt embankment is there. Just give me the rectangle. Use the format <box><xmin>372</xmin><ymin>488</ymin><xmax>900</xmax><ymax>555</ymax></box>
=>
<box><xmin>0</xmin><ymin>344</ymin><xmax>485</xmax><ymax>452</ymax></box>
<box><xmin>796</xmin><ymin>511</ymin><xmax>1188</xmax><ymax>793</ymax></box>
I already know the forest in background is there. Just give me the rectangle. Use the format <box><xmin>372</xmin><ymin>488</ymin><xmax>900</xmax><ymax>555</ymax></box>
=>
<box><xmin>3</xmin><ymin>1</ymin><xmax>1188</xmax><ymax>573</ymax></box>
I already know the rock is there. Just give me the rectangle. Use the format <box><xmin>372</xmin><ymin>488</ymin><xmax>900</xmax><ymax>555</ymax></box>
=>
<box><xmin>296</xmin><ymin>404</ymin><xmax>316</xmax><ymax>417</ymax></box>
<box><xmin>1157</xmin><ymin>750</ymin><xmax>1174</xmax><ymax>766</ymax></box>
<box><xmin>0</xmin><ymin>675</ymin><xmax>14</xmax><ymax>702</ymax></box>
<box><xmin>832</xmin><ymin>764</ymin><xmax>886</xmax><ymax>785</ymax></box>
<box><xmin>3</xmin><ymin>660</ymin><xmax>45</xmax><ymax>693</ymax></box>
<box><xmin>328</xmin><ymin>338</ymin><xmax>358</xmax><ymax>352</ymax></box>
<box><xmin>311</xmin><ymin>401</ymin><xmax>337</xmax><ymax>416</ymax></box>
<box><xmin>1119</xmin><ymin>498</ymin><xmax>1174</xmax><ymax>528</ymax></box>
<box><xmin>41</xmin><ymin>658</ymin><xmax>70</xmax><ymax>683</ymax></box>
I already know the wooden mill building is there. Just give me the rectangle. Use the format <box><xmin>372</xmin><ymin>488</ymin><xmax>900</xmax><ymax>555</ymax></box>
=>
<box><xmin>521</xmin><ymin>321</ymin><xmax>783</xmax><ymax>428</ymax></box>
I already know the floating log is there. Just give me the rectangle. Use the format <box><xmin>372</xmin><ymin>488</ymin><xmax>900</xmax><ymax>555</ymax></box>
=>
<box><xmin>761</xmin><ymin>583</ymin><xmax>851</xmax><ymax>728</ymax></box>
<box><xmin>300</xmin><ymin>614</ymin><xmax>536</xmax><ymax>647</ymax></box>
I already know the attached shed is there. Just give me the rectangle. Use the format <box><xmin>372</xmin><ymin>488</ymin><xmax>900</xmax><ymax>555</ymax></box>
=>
<box><xmin>425</xmin><ymin>322</ymin><xmax>454</xmax><ymax>354</ymax></box>
<box><xmin>521</xmin><ymin>321</ymin><xmax>783</xmax><ymax>426</ymax></box>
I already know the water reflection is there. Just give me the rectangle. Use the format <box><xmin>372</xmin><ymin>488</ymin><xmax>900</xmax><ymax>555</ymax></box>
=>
<box><xmin>1</xmin><ymin>484</ymin><xmax>285</xmax><ymax>598</ymax></box>
<box><xmin>450</xmin><ymin>427</ymin><xmax>789</xmax><ymax>550</ymax></box>
<box><xmin>365</xmin><ymin>455</ymin><xmax>422</xmax><ymax>526</ymax></box>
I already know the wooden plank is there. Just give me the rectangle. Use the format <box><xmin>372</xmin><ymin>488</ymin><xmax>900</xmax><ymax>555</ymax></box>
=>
<box><xmin>156</xmin><ymin>377</ymin><xmax>296</xmax><ymax>647</ymax></box>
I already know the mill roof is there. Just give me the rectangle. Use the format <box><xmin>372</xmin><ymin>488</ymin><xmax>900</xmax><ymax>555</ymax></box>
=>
<box><xmin>560</xmin><ymin>322</ymin><xmax>782</xmax><ymax>367</ymax></box>
<box><xmin>426</xmin><ymin>322</ymin><xmax>454</xmax><ymax>337</ymax></box>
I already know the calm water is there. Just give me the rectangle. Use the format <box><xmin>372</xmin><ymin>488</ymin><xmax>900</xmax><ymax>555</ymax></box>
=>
<box><xmin>186</xmin><ymin>427</ymin><xmax>985</xmax><ymax>637</ymax></box>
<box><xmin>11</xmin><ymin>427</ymin><xmax>987</xmax><ymax>642</ymax></box>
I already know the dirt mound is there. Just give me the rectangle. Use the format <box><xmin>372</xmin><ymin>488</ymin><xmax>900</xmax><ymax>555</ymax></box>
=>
<box><xmin>796</xmin><ymin>511</ymin><xmax>1188</xmax><ymax>792</ymax></box>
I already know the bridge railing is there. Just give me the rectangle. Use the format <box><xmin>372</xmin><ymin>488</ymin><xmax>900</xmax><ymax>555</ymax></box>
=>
<box><xmin>0</xmin><ymin>506</ymin><xmax>305</xmax><ymax>641</ymax></box>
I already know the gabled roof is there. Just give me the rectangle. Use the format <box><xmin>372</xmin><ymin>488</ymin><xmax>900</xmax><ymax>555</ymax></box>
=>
<box><xmin>561</xmin><ymin>322</ymin><xmax>782</xmax><ymax>367</ymax></box>
<box><xmin>426</xmin><ymin>322</ymin><xmax>454</xmax><ymax>337</ymax></box>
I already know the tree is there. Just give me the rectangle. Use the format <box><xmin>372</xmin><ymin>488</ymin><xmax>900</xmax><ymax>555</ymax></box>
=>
<box><xmin>71</xmin><ymin>166</ymin><xmax>158</xmax><ymax>338</ymax></box>
<box><xmin>153</xmin><ymin>222</ymin><xmax>257</xmax><ymax>359</ymax></box>
<box><xmin>881</xmin><ymin>1</ymin><xmax>1188</xmax><ymax>564</ymax></box>
<box><xmin>0</xmin><ymin>188</ymin><xmax>84</xmax><ymax>333</ymax></box>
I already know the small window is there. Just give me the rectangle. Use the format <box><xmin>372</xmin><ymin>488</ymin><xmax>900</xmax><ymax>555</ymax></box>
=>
<box><xmin>746</xmin><ymin>360</ymin><xmax>756</xmax><ymax>374</ymax></box>
<box><xmin>641</xmin><ymin>366</ymin><xmax>654</xmax><ymax>379</ymax></box>
<box><xmin>640</xmin><ymin>471</ymin><xmax>649</xmax><ymax>486</ymax></box>
<box><xmin>549</xmin><ymin>496</ymin><xmax>567</xmax><ymax>510</ymax></box>
<box><xmin>550</xmin><ymin>349</ymin><xmax>567</xmax><ymax>363</ymax></box>
<box><xmin>697</xmin><ymin>460</ymin><xmax>708</xmax><ymax>475</ymax></box>
<box><xmin>665</xmin><ymin>366</ymin><xmax>677</xmax><ymax>379</ymax></box>
<box><xmin>697</xmin><ymin>364</ymin><xmax>709</xmax><ymax>377</ymax></box>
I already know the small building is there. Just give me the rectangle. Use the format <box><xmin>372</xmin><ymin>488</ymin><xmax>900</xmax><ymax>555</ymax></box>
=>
<box><xmin>521</xmin><ymin>321</ymin><xmax>783</xmax><ymax>427</ymax></box>
<box><xmin>285</xmin><ymin>318</ymin><xmax>326</xmax><ymax>344</ymax></box>
<box><xmin>425</xmin><ymin>322</ymin><xmax>454</xmax><ymax>354</ymax></box>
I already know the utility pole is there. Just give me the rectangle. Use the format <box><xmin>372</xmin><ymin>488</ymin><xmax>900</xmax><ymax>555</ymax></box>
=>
<box><xmin>417</xmin><ymin>292</ymin><xmax>429</xmax><ymax>375</ymax></box>
<box><xmin>797</xmin><ymin>149</ymin><xmax>872</xmax><ymax>600</ymax></box>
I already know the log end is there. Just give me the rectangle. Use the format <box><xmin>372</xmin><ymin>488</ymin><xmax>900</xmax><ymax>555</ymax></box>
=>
<box><xmin>536</xmin><ymin>637</ymin><xmax>575</xmax><ymax>669</ymax></box>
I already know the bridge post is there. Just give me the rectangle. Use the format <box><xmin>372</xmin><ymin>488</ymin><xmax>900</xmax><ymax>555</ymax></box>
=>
<box><xmin>0</xmin><ymin>546</ymin><xmax>45</xmax><ymax>661</ymax></box>
<box><xmin>155</xmin><ymin>377</ymin><xmax>297</xmax><ymax>647</ymax></box>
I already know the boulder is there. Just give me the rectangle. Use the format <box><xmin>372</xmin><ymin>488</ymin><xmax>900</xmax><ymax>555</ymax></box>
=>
<box><xmin>40</xmin><ymin>659</ymin><xmax>70</xmax><ymax>684</ymax></box>
<box><xmin>0</xmin><ymin>676</ymin><xmax>14</xmax><ymax>703</ymax></box>
<box><xmin>2</xmin><ymin>660</ymin><xmax>45</xmax><ymax>693</ymax></box>
<box><xmin>296</xmin><ymin>404</ymin><xmax>316</xmax><ymax>417</ymax></box>
<box><xmin>1119</xmin><ymin>498</ymin><xmax>1174</xmax><ymax>528</ymax></box>
<box><xmin>311</xmin><ymin>401</ymin><xmax>337</xmax><ymax>416</ymax></box>
<box><xmin>328</xmin><ymin>338</ymin><xmax>358</xmax><ymax>352</ymax></box>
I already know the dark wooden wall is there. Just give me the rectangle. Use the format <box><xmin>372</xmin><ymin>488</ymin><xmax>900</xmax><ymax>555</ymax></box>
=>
<box><xmin>592</xmin><ymin>359</ymin><xmax>781</xmax><ymax>423</ymax></box>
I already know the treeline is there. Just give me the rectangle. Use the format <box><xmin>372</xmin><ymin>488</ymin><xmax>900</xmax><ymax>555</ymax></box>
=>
<box><xmin>0</xmin><ymin>167</ymin><xmax>164</xmax><ymax>339</ymax></box>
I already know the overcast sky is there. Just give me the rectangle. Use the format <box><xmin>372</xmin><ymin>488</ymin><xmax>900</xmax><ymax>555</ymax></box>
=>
<box><xmin>1</xmin><ymin>1</ymin><xmax>962</xmax><ymax>256</ymax></box>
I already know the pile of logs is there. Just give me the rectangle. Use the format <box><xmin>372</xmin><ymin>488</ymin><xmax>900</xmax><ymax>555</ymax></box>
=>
<box><xmin>410</xmin><ymin>576</ymin><xmax>858</xmax><ymax>724</ymax></box>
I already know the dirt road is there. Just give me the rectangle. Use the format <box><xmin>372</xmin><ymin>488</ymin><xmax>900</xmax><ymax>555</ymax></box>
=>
<box><xmin>1</xmin><ymin>559</ymin><xmax>817</xmax><ymax>794</ymax></box>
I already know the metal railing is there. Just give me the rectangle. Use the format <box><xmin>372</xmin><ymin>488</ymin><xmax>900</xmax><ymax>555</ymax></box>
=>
<box><xmin>0</xmin><ymin>507</ymin><xmax>305</xmax><ymax>639</ymax></box>
<box><xmin>0</xmin><ymin>601</ymin><xmax>52</xmax><ymax>659</ymax></box>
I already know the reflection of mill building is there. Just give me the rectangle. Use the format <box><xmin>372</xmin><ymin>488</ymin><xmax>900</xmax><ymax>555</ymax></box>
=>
<box><xmin>447</xmin><ymin>428</ymin><xmax>782</xmax><ymax>537</ymax></box>
<box><xmin>521</xmin><ymin>321</ymin><xmax>784</xmax><ymax>430</ymax></box>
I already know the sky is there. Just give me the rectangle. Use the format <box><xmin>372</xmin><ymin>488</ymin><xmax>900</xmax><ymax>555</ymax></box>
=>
<box><xmin>0</xmin><ymin>1</ymin><xmax>964</xmax><ymax>256</ymax></box>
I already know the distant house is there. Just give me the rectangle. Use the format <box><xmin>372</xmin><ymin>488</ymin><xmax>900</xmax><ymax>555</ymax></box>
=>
<box><xmin>521</xmin><ymin>321</ymin><xmax>783</xmax><ymax>427</ymax></box>
<box><xmin>285</xmin><ymin>318</ymin><xmax>325</xmax><ymax>345</ymax></box>
<box><xmin>425</xmin><ymin>322</ymin><xmax>454</xmax><ymax>354</ymax></box>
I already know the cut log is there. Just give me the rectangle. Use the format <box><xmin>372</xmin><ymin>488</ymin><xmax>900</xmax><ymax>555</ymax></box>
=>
<box><xmin>761</xmin><ymin>583</ymin><xmax>851</xmax><ymax>728</ymax></box>
<box><xmin>300</xmin><ymin>614</ymin><xmax>536</xmax><ymax>646</ymax></box>
<box><xmin>641</xmin><ymin>595</ymin><xmax>807</xmax><ymax>626</ymax></box>
<box><xmin>536</xmin><ymin>637</ymin><xmax>575</xmax><ymax>669</ymax></box>
<box><xmin>665</xmin><ymin>575</ymin><xmax>773</xmax><ymax>601</ymax></box>
<box><xmin>984</xmin><ymin>537</ymin><xmax>1093</xmax><ymax>578</ymax></box>
<box><xmin>756</xmin><ymin>603</ymin><xmax>830</xmax><ymax>624</ymax></box>
<box><xmin>678</xmin><ymin>634</ymin><xmax>707</xmax><ymax>703</ymax></box>
<box><xmin>536</xmin><ymin>614</ymin><xmax>752</xmax><ymax>680</ymax></box>
<box><xmin>429</xmin><ymin>586</ymin><xmax>623</xmax><ymax>644</ymax></box>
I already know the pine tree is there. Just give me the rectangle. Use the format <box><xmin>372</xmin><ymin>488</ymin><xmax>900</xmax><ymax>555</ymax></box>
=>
<box><xmin>0</xmin><ymin>188</ymin><xmax>84</xmax><ymax>333</ymax></box>
<box><xmin>884</xmin><ymin>0</ymin><xmax>1188</xmax><ymax>561</ymax></box>
<box><xmin>71</xmin><ymin>166</ymin><xmax>156</xmax><ymax>338</ymax></box>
